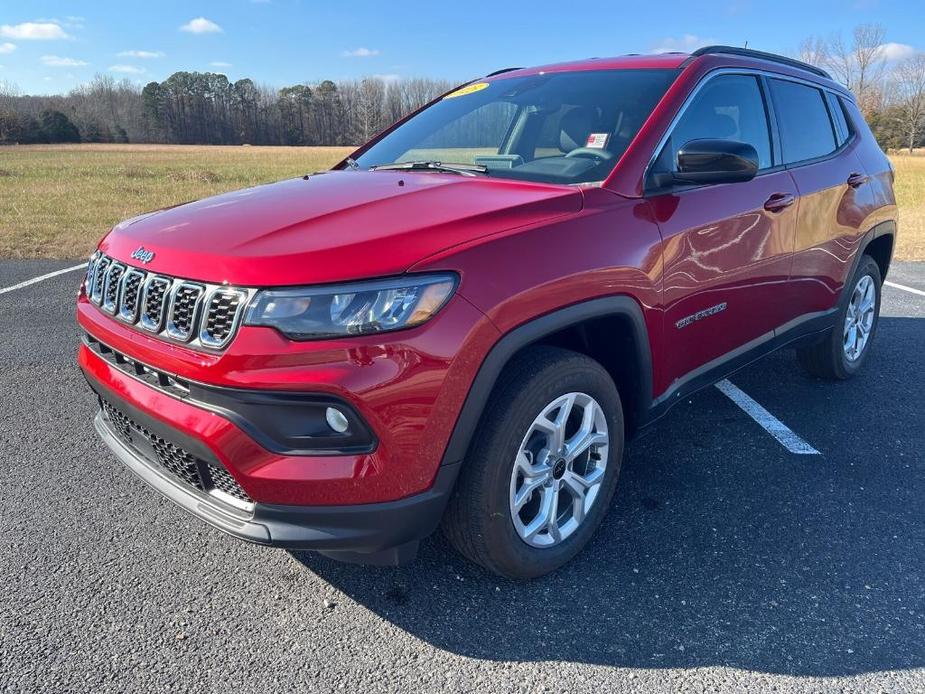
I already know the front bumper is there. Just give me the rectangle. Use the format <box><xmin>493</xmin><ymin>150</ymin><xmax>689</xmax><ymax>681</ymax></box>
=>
<box><xmin>93</xmin><ymin>393</ymin><xmax>459</xmax><ymax>564</ymax></box>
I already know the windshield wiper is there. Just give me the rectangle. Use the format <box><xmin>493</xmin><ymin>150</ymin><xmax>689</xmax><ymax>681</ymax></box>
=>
<box><xmin>343</xmin><ymin>157</ymin><xmax>360</xmax><ymax>170</ymax></box>
<box><xmin>369</xmin><ymin>160</ymin><xmax>488</xmax><ymax>176</ymax></box>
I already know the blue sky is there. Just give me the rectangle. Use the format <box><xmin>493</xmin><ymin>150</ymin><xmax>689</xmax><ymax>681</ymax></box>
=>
<box><xmin>1</xmin><ymin>0</ymin><xmax>923</xmax><ymax>94</ymax></box>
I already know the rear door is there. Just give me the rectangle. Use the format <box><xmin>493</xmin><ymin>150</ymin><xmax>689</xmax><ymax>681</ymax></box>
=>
<box><xmin>646</xmin><ymin>73</ymin><xmax>799</xmax><ymax>386</ymax></box>
<box><xmin>766</xmin><ymin>78</ymin><xmax>870</xmax><ymax>316</ymax></box>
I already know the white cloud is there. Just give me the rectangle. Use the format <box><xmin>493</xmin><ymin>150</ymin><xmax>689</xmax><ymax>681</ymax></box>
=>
<box><xmin>0</xmin><ymin>21</ymin><xmax>69</xmax><ymax>40</ymax></box>
<box><xmin>343</xmin><ymin>47</ymin><xmax>379</xmax><ymax>57</ymax></box>
<box><xmin>372</xmin><ymin>73</ymin><xmax>400</xmax><ymax>82</ymax></box>
<box><xmin>118</xmin><ymin>50</ymin><xmax>164</xmax><ymax>59</ymax></box>
<box><xmin>180</xmin><ymin>17</ymin><xmax>223</xmax><ymax>34</ymax></box>
<box><xmin>41</xmin><ymin>55</ymin><xmax>88</xmax><ymax>67</ymax></box>
<box><xmin>878</xmin><ymin>42</ymin><xmax>917</xmax><ymax>62</ymax></box>
<box><xmin>652</xmin><ymin>34</ymin><xmax>714</xmax><ymax>54</ymax></box>
<box><xmin>0</xmin><ymin>42</ymin><xmax>15</xmax><ymax>54</ymax></box>
<box><xmin>210</xmin><ymin>61</ymin><xmax>232</xmax><ymax>68</ymax></box>
<box><xmin>109</xmin><ymin>64</ymin><xmax>145</xmax><ymax>74</ymax></box>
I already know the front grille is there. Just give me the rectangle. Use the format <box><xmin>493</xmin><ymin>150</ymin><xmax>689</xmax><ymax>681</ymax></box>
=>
<box><xmin>207</xmin><ymin>464</ymin><xmax>254</xmax><ymax>505</ymax></box>
<box><xmin>84</xmin><ymin>333</ymin><xmax>191</xmax><ymax>398</ymax></box>
<box><xmin>85</xmin><ymin>253</ymin><xmax>252</xmax><ymax>351</ymax></box>
<box><xmin>101</xmin><ymin>398</ymin><xmax>254</xmax><ymax>511</ymax></box>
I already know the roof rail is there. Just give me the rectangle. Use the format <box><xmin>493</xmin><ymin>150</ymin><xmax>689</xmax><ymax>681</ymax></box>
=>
<box><xmin>689</xmin><ymin>45</ymin><xmax>832</xmax><ymax>80</ymax></box>
<box><xmin>484</xmin><ymin>67</ymin><xmax>523</xmax><ymax>78</ymax></box>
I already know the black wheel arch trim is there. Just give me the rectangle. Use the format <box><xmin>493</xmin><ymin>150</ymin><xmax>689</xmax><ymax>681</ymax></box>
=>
<box><xmin>855</xmin><ymin>219</ymin><xmax>896</xmax><ymax>283</ymax></box>
<box><xmin>439</xmin><ymin>295</ymin><xmax>654</xmax><ymax>467</ymax></box>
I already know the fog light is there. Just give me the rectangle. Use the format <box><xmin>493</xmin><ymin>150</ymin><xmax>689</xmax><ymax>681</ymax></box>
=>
<box><xmin>325</xmin><ymin>407</ymin><xmax>349</xmax><ymax>433</ymax></box>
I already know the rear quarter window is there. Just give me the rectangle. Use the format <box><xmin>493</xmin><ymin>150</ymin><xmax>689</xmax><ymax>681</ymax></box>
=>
<box><xmin>769</xmin><ymin>79</ymin><xmax>837</xmax><ymax>164</ymax></box>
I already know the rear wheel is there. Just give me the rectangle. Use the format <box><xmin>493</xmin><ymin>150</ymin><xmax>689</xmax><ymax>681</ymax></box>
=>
<box><xmin>797</xmin><ymin>255</ymin><xmax>882</xmax><ymax>379</ymax></box>
<box><xmin>443</xmin><ymin>346</ymin><xmax>624</xmax><ymax>579</ymax></box>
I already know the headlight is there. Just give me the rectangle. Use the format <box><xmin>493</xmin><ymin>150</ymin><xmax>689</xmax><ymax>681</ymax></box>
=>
<box><xmin>244</xmin><ymin>274</ymin><xmax>457</xmax><ymax>340</ymax></box>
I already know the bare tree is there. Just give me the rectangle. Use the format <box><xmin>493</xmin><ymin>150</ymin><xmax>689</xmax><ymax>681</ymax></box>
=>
<box><xmin>797</xmin><ymin>35</ymin><xmax>829</xmax><ymax>67</ymax></box>
<box><xmin>827</xmin><ymin>23</ymin><xmax>887</xmax><ymax>117</ymax></box>
<box><xmin>892</xmin><ymin>53</ymin><xmax>925</xmax><ymax>153</ymax></box>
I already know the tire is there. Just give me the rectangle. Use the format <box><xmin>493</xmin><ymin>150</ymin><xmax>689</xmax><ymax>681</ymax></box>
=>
<box><xmin>443</xmin><ymin>345</ymin><xmax>624</xmax><ymax>579</ymax></box>
<box><xmin>797</xmin><ymin>255</ymin><xmax>882</xmax><ymax>380</ymax></box>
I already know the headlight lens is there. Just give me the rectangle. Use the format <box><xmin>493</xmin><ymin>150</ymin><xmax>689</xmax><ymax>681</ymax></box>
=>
<box><xmin>244</xmin><ymin>274</ymin><xmax>457</xmax><ymax>340</ymax></box>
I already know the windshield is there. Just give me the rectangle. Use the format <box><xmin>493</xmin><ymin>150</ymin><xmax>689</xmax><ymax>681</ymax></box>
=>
<box><xmin>353</xmin><ymin>69</ymin><xmax>678</xmax><ymax>185</ymax></box>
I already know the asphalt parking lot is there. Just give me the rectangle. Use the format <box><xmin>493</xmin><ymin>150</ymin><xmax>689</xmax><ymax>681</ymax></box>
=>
<box><xmin>2</xmin><ymin>260</ymin><xmax>923</xmax><ymax>693</ymax></box>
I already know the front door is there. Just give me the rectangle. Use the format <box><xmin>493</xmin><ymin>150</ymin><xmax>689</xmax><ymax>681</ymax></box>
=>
<box><xmin>646</xmin><ymin>73</ymin><xmax>798</xmax><ymax>391</ymax></box>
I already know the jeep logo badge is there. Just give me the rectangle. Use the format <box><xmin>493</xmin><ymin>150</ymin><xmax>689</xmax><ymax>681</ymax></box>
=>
<box><xmin>130</xmin><ymin>246</ymin><xmax>155</xmax><ymax>264</ymax></box>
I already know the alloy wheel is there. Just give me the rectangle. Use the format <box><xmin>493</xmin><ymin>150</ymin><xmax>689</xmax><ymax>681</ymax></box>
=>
<box><xmin>843</xmin><ymin>274</ymin><xmax>876</xmax><ymax>362</ymax></box>
<box><xmin>508</xmin><ymin>392</ymin><xmax>609</xmax><ymax>548</ymax></box>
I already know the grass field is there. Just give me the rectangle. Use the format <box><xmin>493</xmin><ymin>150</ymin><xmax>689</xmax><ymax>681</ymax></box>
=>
<box><xmin>888</xmin><ymin>153</ymin><xmax>925</xmax><ymax>261</ymax></box>
<box><xmin>0</xmin><ymin>144</ymin><xmax>923</xmax><ymax>260</ymax></box>
<box><xmin>0</xmin><ymin>144</ymin><xmax>352</xmax><ymax>259</ymax></box>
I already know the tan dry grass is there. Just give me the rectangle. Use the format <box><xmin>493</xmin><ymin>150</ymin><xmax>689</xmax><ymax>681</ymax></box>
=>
<box><xmin>1</xmin><ymin>144</ymin><xmax>923</xmax><ymax>260</ymax></box>
<box><xmin>889</xmin><ymin>153</ymin><xmax>925</xmax><ymax>262</ymax></box>
<box><xmin>0</xmin><ymin>144</ymin><xmax>352</xmax><ymax>259</ymax></box>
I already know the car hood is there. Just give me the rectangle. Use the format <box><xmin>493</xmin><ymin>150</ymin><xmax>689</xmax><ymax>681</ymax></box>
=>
<box><xmin>100</xmin><ymin>170</ymin><xmax>583</xmax><ymax>286</ymax></box>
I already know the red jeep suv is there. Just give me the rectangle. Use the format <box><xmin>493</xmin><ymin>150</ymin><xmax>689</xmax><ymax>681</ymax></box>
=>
<box><xmin>78</xmin><ymin>47</ymin><xmax>897</xmax><ymax>578</ymax></box>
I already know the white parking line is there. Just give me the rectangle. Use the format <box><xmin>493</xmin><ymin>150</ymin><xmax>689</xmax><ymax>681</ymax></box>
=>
<box><xmin>0</xmin><ymin>264</ymin><xmax>85</xmax><ymax>296</ymax></box>
<box><xmin>884</xmin><ymin>280</ymin><xmax>925</xmax><ymax>297</ymax></box>
<box><xmin>715</xmin><ymin>379</ymin><xmax>820</xmax><ymax>455</ymax></box>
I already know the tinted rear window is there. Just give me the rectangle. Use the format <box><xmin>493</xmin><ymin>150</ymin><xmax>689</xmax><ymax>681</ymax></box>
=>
<box><xmin>770</xmin><ymin>79</ymin><xmax>837</xmax><ymax>164</ymax></box>
<box><xmin>828</xmin><ymin>93</ymin><xmax>852</xmax><ymax>146</ymax></box>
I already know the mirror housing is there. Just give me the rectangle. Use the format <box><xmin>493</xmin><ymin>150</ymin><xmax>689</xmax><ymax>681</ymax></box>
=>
<box><xmin>673</xmin><ymin>139</ymin><xmax>759</xmax><ymax>185</ymax></box>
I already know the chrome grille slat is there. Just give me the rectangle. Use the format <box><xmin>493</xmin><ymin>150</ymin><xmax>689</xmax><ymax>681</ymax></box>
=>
<box><xmin>166</xmin><ymin>282</ymin><xmax>205</xmax><ymax>342</ymax></box>
<box><xmin>117</xmin><ymin>268</ymin><xmax>146</xmax><ymax>323</ymax></box>
<box><xmin>101</xmin><ymin>263</ymin><xmax>126</xmax><ymax>314</ymax></box>
<box><xmin>139</xmin><ymin>276</ymin><xmax>172</xmax><ymax>333</ymax></box>
<box><xmin>200</xmin><ymin>288</ymin><xmax>248</xmax><ymax>348</ymax></box>
<box><xmin>86</xmin><ymin>253</ymin><xmax>253</xmax><ymax>351</ymax></box>
<box><xmin>90</xmin><ymin>257</ymin><xmax>111</xmax><ymax>304</ymax></box>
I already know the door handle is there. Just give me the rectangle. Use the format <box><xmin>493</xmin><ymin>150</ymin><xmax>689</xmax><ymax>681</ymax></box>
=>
<box><xmin>847</xmin><ymin>172</ymin><xmax>869</xmax><ymax>188</ymax></box>
<box><xmin>763</xmin><ymin>193</ymin><xmax>795</xmax><ymax>213</ymax></box>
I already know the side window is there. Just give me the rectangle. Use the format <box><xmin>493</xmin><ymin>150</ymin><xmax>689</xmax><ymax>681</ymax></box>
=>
<box><xmin>659</xmin><ymin>74</ymin><xmax>773</xmax><ymax>171</ymax></box>
<box><xmin>769</xmin><ymin>79</ymin><xmax>837</xmax><ymax>163</ymax></box>
<box><xmin>827</xmin><ymin>93</ymin><xmax>853</xmax><ymax>146</ymax></box>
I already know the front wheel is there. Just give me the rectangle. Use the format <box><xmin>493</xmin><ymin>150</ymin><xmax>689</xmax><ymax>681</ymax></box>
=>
<box><xmin>443</xmin><ymin>346</ymin><xmax>624</xmax><ymax>579</ymax></box>
<box><xmin>797</xmin><ymin>255</ymin><xmax>882</xmax><ymax>379</ymax></box>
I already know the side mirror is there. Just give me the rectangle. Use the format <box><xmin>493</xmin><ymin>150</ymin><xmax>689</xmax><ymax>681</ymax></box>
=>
<box><xmin>674</xmin><ymin>139</ymin><xmax>759</xmax><ymax>185</ymax></box>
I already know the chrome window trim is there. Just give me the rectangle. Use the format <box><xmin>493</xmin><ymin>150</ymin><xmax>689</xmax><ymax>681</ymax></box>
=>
<box><xmin>165</xmin><ymin>282</ymin><xmax>206</xmax><ymax>343</ymax></box>
<box><xmin>101</xmin><ymin>262</ymin><xmax>126</xmax><ymax>315</ymax></box>
<box><xmin>117</xmin><ymin>268</ymin><xmax>147</xmax><ymax>323</ymax></box>
<box><xmin>199</xmin><ymin>287</ymin><xmax>250</xmax><ymax>349</ymax></box>
<box><xmin>643</xmin><ymin>67</ymin><xmax>855</xmax><ymax>189</ymax></box>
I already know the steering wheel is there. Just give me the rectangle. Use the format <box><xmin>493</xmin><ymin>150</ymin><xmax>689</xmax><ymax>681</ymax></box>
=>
<box><xmin>564</xmin><ymin>147</ymin><xmax>615</xmax><ymax>161</ymax></box>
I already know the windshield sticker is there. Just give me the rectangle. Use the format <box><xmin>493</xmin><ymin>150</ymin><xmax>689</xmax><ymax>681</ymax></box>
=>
<box><xmin>444</xmin><ymin>82</ymin><xmax>489</xmax><ymax>99</ymax></box>
<box><xmin>586</xmin><ymin>133</ymin><xmax>609</xmax><ymax>149</ymax></box>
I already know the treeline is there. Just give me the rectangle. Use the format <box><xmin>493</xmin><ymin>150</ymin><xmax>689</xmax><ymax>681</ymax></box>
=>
<box><xmin>796</xmin><ymin>23</ymin><xmax>925</xmax><ymax>152</ymax></box>
<box><xmin>0</xmin><ymin>73</ymin><xmax>454</xmax><ymax>146</ymax></box>
<box><xmin>2</xmin><ymin>23</ymin><xmax>924</xmax><ymax>152</ymax></box>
